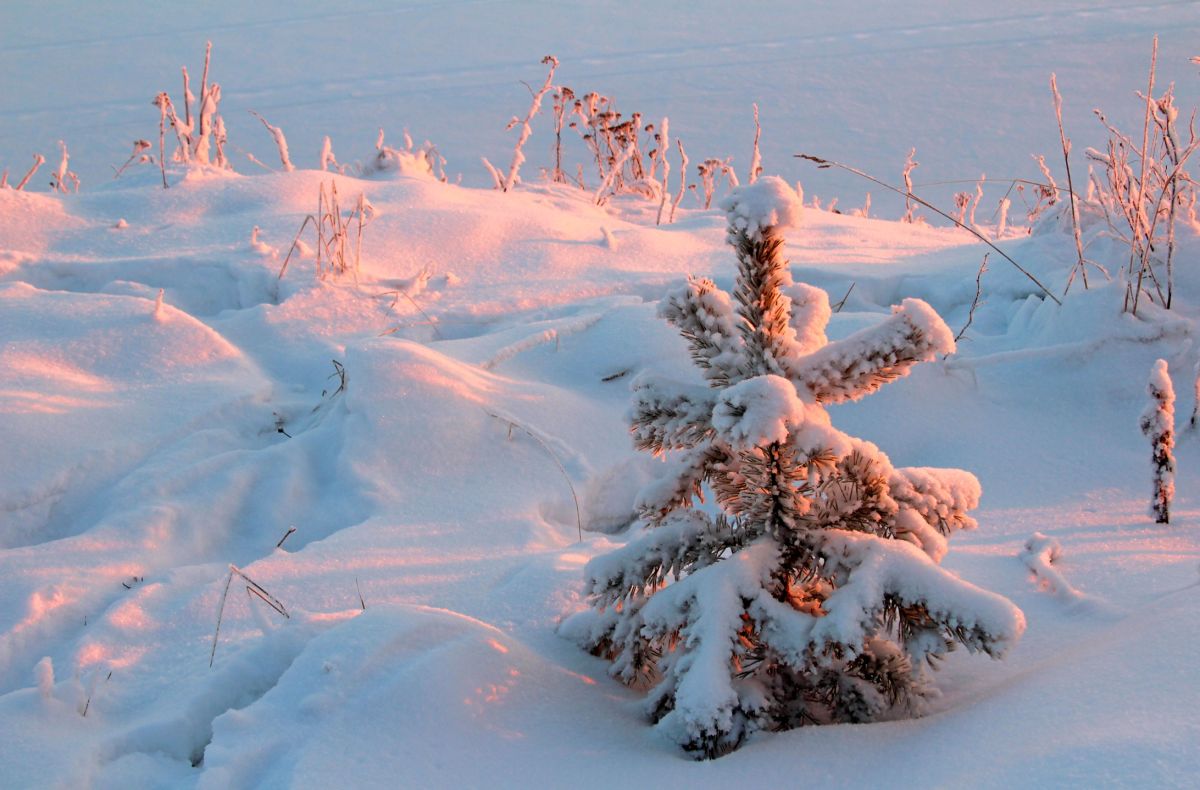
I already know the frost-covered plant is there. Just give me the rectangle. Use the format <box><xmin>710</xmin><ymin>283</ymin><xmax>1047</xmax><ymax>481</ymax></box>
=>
<box><xmin>748</xmin><ymin>104</ymin><xmax>763</xmax><ymax>185</ymax></box>
<box><xmin>12</xmin><ymin>153</ymin><xmax>46</xmax><ymax>191</ymax></box>
<box><xmin>113</xmin><ymin>139</ymin><xmax>153</xmax><ymax>179</ymax></box>
<box><xmin>50</xmin><ymin>141</ymin><xmax>79</xmax><ymax>193</ymax></box>
<box><xmin>563</xmin><ymin>177</ymin><xmax>1024</xmax><ymax>759</ymax></box>
<box><xmin>901</xmin><ymin>147</ymin><xmax>918</xmax><ymax>223</ymax></box>
<box><xmin>549</xmin><ymin>84</ymin><xmax>575</xmax><ymax>185</ymax></box>
<box><xmin>1140</xmin><ymin>358</ymin><xmax>1175</xmax><ymax>524</ymax></box>
<box><xmin>320</xmin><ymin>136</ymin><xmax>342</xmax><ymax>173</ymax></box>
<box><xmin>697</xmin><ymin>157</ymin><xmax>739</xmax><ymax>209</ymax></box>
<box><xmin>150</xmin><ymin>42</ymin><xmax>230</xmax><ymax>185</ymax></box>
<box><xmin>249</xmin><ymin>111</ymin><xmax>295</xmax><ymax>172</ymax></box>
<box><xmin>482</xmin><ymin>55</ymin><xmax>558</xmax><ymax>191</ymax></box>
<box><xmin>1089</xmin><ymin>38</ymin><xmax>1199</xmax><ymax>314</ymax></box>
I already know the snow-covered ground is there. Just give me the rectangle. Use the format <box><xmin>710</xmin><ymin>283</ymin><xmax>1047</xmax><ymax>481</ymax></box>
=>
<box><xmin>2</xmin><ymin>3</ymin><xmax>1199</xmax><ymax>788</ymax></box>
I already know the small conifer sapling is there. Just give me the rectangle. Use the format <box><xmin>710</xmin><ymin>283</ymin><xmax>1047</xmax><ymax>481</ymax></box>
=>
<box><xmin>562</xmin><ymin>177</ymin><xmax>1025</xmax><ymax>759</ymax></box>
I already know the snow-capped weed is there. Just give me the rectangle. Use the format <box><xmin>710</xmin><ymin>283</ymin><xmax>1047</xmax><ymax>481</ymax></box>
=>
<box><xmin>1140</xmin><ymin>359</ymin><xmax>1175</xmax><ymax>524</ymax></box>
<box><xmin>13</xmin><ymin>153</ymin><xmax>45</xmax><ymax>191</ymax></box>
<box><xmin>1048</xmin><ymin>75</ymin><xmax>1092</xmax><ymax>294</ymax></box>
<box><xmin>148</xmin><ymin>42</ymin><xmax>231</xmax><ymax>186</ymax></box>
<box><xmin>498</xmin><ymin>55</ymin><xmax>558</xmax><ymax>192</ymax></box>
<box><xmin>249</xmin><ymin>110</ymin><xmax>295</xmax><ymax>172</ymax></box>
<box><xmin>49</xmin><ymin>141</ymin><xmax>78</xmax><ymax>194</ymax></box>
<box><xmin>748</xmin><ymin>104</ymin><xmax>763</xmax><ymax>185</ymax></box>
<box><xmin>901</xmin><ymin>148</ymin><xmax>918</xmax><ymax>223</ymax></box>
<box><xmin>112</xmin><ymin>139</ymin><xmax>153</xmax><ymax>180</ymax></box>
<box><xmin>364</xmin><ymin>128</ymin><xmax>446</xmax><ymax>181</ymax></box>
<box><xmin>275</xmin><ymin>526</ymin><xmax>297</xmax><ymax>549</ymax></box>
<box><xmin>697</xmin><ymin>157</ymin><xmax>739</xmax><ymax>210</ymax></box>
<box><xmin>487</xmin><ymin>56</ymin><xmax>703</xmax><ymax>215</ymax></box>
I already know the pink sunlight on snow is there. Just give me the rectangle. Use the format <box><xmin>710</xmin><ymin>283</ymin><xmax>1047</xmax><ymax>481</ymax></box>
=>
<box><xmin>0</xmin><ymin>2</ymin><xmax>1199</xmax><ymax>786</ymax></box>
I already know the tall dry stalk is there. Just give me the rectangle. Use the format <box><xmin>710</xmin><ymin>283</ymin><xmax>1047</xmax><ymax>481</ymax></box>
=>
<box><xmin>502</xmin><ymin>55</ymin><xmax>558</xmax><ymax>191</ymax></box>
<box><xmin>279</xmin><ymin>181</ymin><xmax>374</xmax><ymax>280</ymax></box>
<box><xmin>901</xmin><ymin>148</ymin><xmax>918</xmax><ymax>223</ymax></box>
<box><xmin>749</xmin><ymin>103</ymin><xmax>762</xmax><ymax>184</ymax></box>
<box><xmin>1052</xmin><ymin>74</ymin><xmax>1091</xmax><ymax>295</ymax></box>
<box><xmin>670</xmin><ymin>139</ymin><xmax>689</xmax><ymax>222</ymax></box>
<box><xmin>656</xmin><ymin>117</ymin><xmax>671</xmax><ymax>225</ymax></box>
<box><xmin>1087</xmin><ymin>37</ymin><xmax>1199</xmax><ymax>314</ymax></box>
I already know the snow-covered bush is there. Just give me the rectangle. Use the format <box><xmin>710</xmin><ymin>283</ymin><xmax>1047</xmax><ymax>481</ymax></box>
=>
<box><xmin>563</xmin><ymin>176</ymin><xmax>1025</xmax><ymax>759</ymax></box>
<box><xmin>1140</xmin><ymin>358</ymin><xmax>1175</xmax><ymax>524</ymax></box>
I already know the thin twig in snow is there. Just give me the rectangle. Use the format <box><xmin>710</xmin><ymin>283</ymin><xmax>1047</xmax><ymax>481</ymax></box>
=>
<box><xmin>955</xmin><ymin>254</ymin><xmax>989</xmax><ymax>343</ymax></box>
<box><xmin>276</xmin><ymin>526</ymin><xmax>297</xmax><ymax>549</ymax></box>
<box><xmin>210</xmin><ymin>565</ymin><xmax>290</xmax><ymax>667</ymax></box>
<box><xmin>485</xmin><ymin>410</ymin><xmax>582</xmax><ymax>541</ymax></box>
<box><xmin>797</xmin><ymin>154</ymin><xmax>1062</xmax><ymax>305</ymax></box>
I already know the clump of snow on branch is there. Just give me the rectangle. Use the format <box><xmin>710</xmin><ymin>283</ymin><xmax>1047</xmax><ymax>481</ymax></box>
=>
<box><xmin>712</xmin><ymin>374</ymin><xmax>806</xmax><ymax>450</ymax></box>
<box><xmin>718</xmin><ymin>176</ymin><xmax>803</xmax><ymax>241</ymax></box>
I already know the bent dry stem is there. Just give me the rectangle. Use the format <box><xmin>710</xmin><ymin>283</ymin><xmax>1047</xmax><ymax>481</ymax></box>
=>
<box><xmin>796</xmin><ymin>154</ymin><xmax>1062</xmax><ymax>306</ymax></box>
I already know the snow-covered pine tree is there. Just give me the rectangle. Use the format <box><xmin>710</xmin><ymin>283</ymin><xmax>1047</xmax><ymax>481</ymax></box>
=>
<box><xmin>562</xmin><ymin>177</ymin><xmax>1025</xmax><ymax>759</ymax></box>
<box><xmin>1140</xmin><ymin>358</ymin><xmax>1175</xmax><ymax>524</ymax></box>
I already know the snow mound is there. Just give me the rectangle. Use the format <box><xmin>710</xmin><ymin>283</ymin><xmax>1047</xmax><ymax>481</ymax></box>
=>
<box><xmin>199</xmin><ymin>605</ymin><xmax>610</xmax><ymax>788</ymax></box>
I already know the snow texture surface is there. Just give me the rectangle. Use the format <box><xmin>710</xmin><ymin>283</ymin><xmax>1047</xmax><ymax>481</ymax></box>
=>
<box><xmin>1</xmin><ymin>2</ymin><xmax>1199</xmax><ymax>787</ymax></box>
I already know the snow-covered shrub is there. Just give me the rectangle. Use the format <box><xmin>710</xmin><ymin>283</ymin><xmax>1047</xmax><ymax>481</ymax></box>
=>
<box><xmin>563</xmin><ymin>176</ymin><xmax>1024</xmax><ymax>759</ymax></box>
<box><xmin>1140</xmin><ymin>358</ymin><xmax>1175</xmax><ymax>524</ymax></box>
